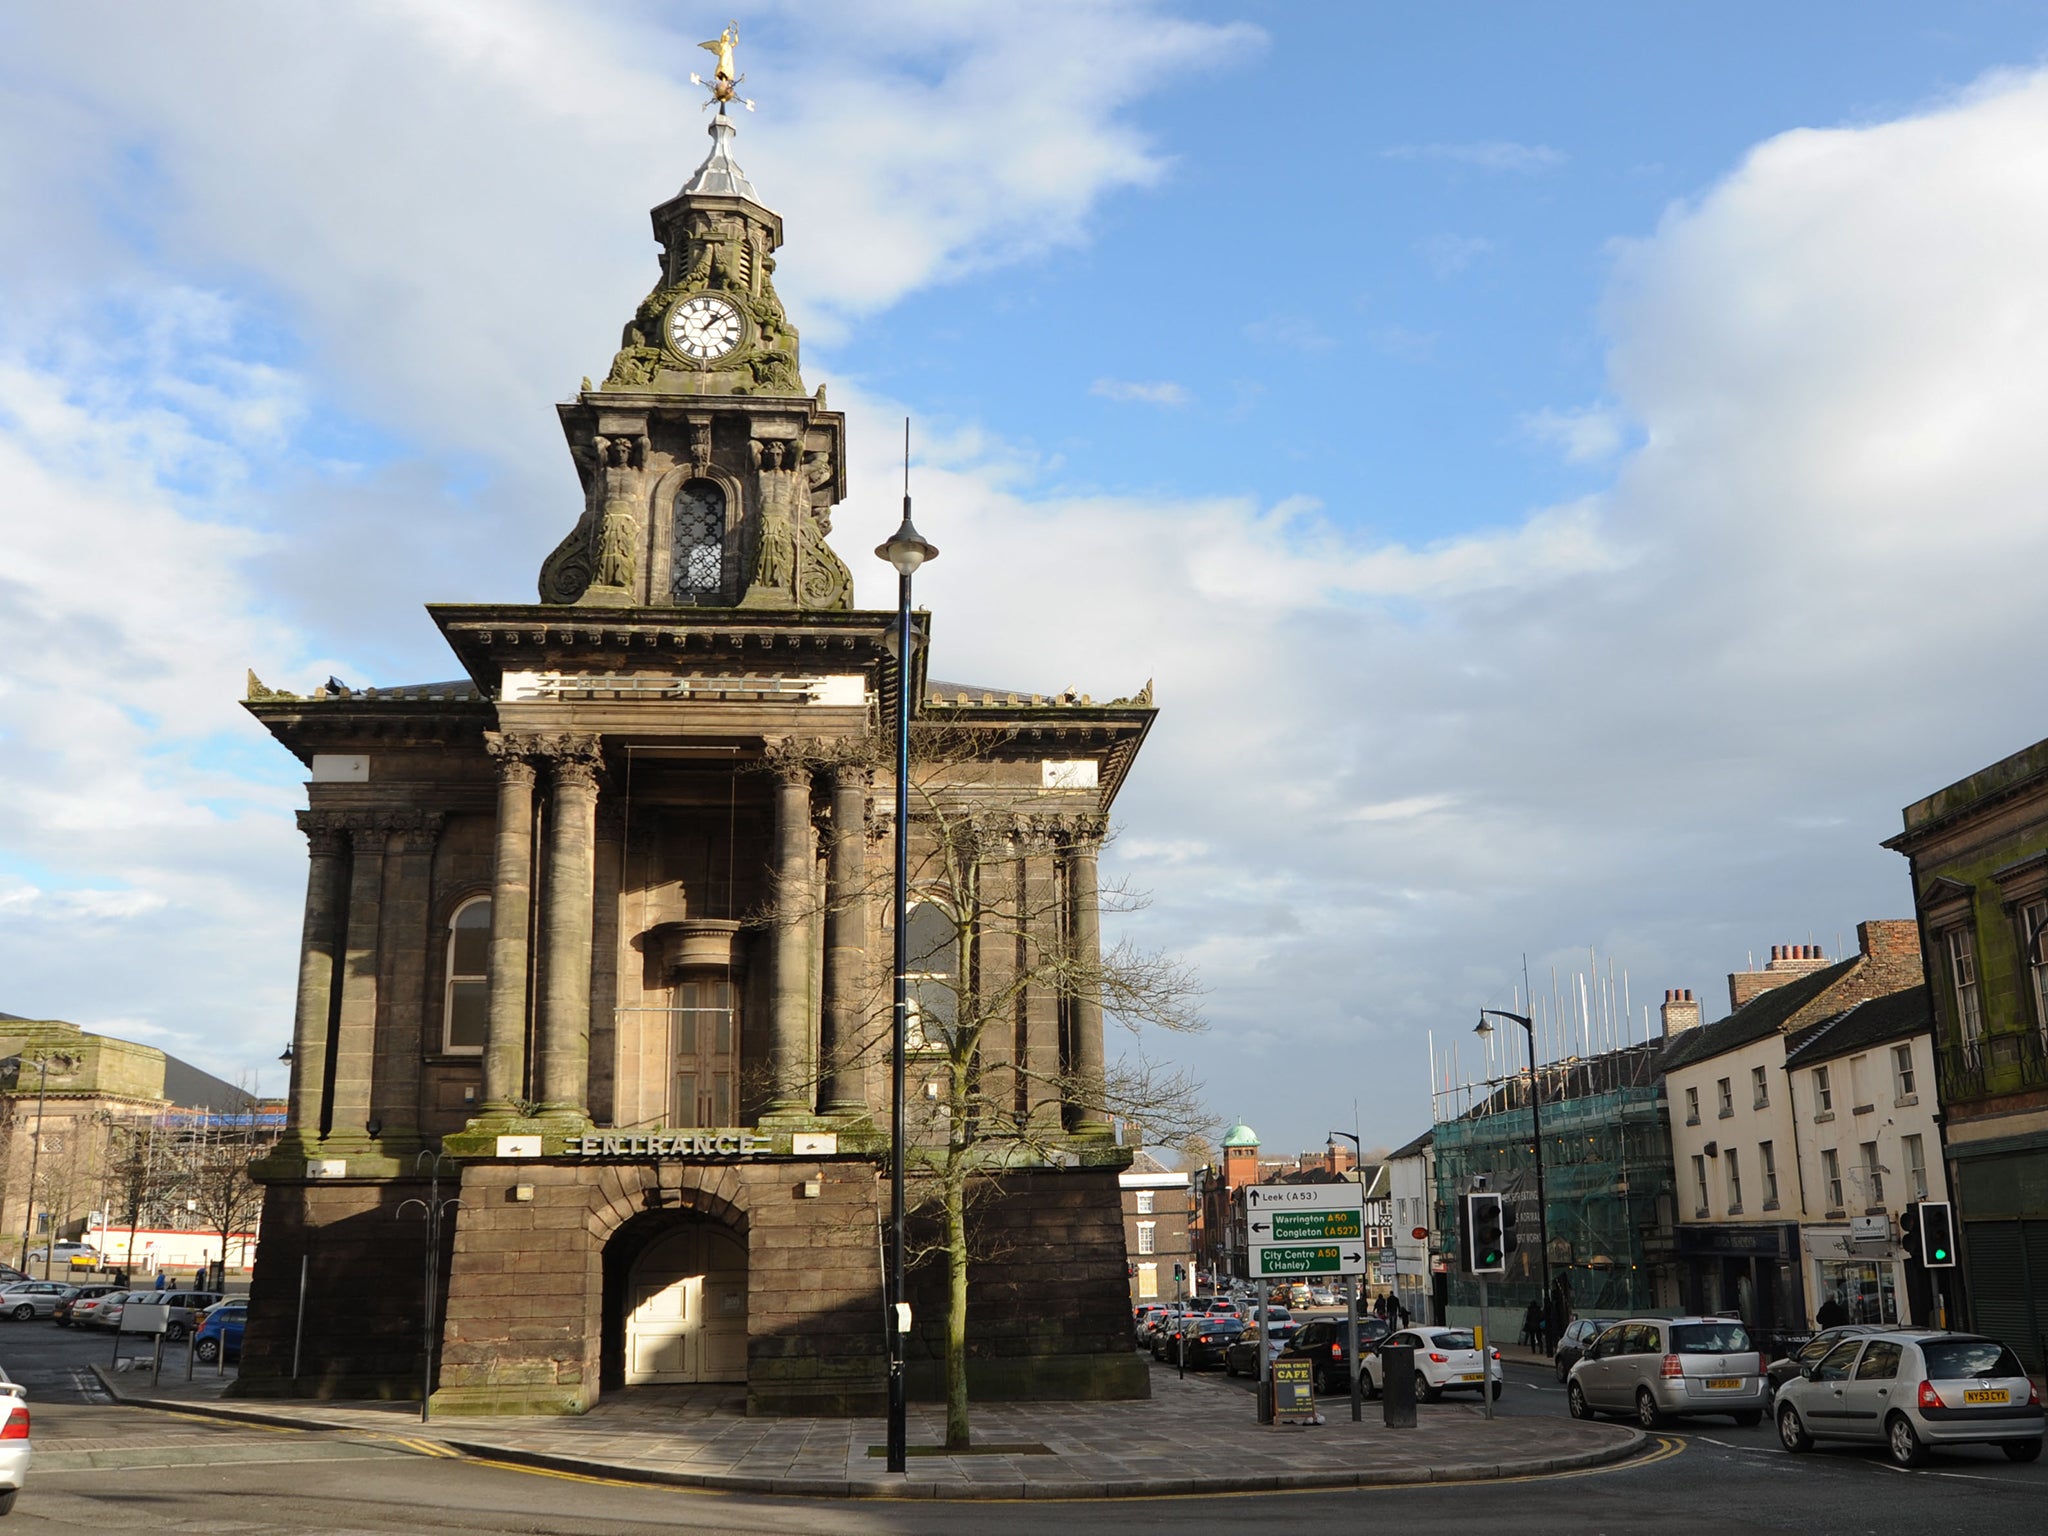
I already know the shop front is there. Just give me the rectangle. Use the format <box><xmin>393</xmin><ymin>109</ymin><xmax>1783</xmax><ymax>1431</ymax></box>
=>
<box><xmin>1674</xmin><ymin>1222</ymin><xmax>1805</xmax><ymax>1350</ymax></box>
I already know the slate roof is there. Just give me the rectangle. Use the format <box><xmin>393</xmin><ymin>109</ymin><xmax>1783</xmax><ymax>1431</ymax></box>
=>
<box><xmin>1655</xmin><ymin>958</ymin><xmax>1856</xmax><ymax>1074</ymax></box>
<box><xmin>1386</xmin><ymin>1127</ymin><xmax>1435</xmax><ymax>1161</ymax></box>
<box><xmin>1783</xmin><ymin>985</ymin><xmax>1933</xmax><ymax>1069</ymax></box>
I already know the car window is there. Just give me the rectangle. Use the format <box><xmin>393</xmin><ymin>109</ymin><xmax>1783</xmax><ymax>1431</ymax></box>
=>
<box><xmin>1854</xmin><ymin>1341</ymin><xmax>1902</xmax><ymax>1381</ymax></box>
<box><xmin>1797</xmin><ymin>1330</ymin><xmax>1841</xmax><ymax>1363</ymax></box>
<box><xmin>1432</xmin><ymin>1330</ymin><xmax>1476</xmax><ymax>1350</ymax></box>
<box><xmin>1921</xmin><ymin>1339</ymin><xmax>2027</xmax><ymax>1379</ymax></box>
<box><xmin>1813</xmin><ymin>1340</ymin><xmax>1863</xmax><ymax>1382</ymax></box>
<box><xmin>1670</xmin><ymin>1321</ymin><xmax>1752</xmax><ymax>1354</ymax></box>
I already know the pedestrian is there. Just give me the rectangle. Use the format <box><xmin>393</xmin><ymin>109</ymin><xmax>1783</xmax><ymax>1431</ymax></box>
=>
<box><xmin>1521</xmin><ymin>1297</ymin><xmax>1541</xmax><ymax>1349</ymax></box>
<box><xmin>1815</xmin><ymin>1293</ymin><xmax>1848</xmax><ymax>1328</ymax></box>
<box><xmin>155</xmin><ymin>1269</ymin><xmax>169</xmax><ymax>1291</ymax></box>
<box><xmin>1395</xmin><ymin>1297</ymin><xmax>1410</xmax><ymax>1329</ymax></box>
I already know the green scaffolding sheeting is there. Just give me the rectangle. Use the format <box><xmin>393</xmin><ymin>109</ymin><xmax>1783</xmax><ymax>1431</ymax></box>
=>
<box><xmin>1433</xmin><ymin>1044</ymin><xmax>1678</xmax><ymax>1321</ymax></box>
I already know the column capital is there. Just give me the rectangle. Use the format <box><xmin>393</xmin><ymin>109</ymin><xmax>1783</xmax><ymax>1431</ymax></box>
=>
<box><xmin>828</xmin><ymin>760</ymin><xmax>875</xmax><ymax>793</ymax></box>
<box><xmin>389</xmin><ymin>810</ymin><xmax>447</xmax><ymax>854</ymax></box>
<box><xmin>762</xmin><ymin>735</ymin><xmax>824</xmax><ymax>786</ymax></box>
<box><xmin>535</xmin><ymin>732</ymin><xmax>605</xmax><ymax>793</ymax></box>
<box><xmin>296</xmin><ymin>809</ymin><xmax>351</xmax><ymax>856</ymax></box>
<box><xmin>484</xmin><ymin>730</ymin><xmax>543</xmax><ymax>786</ymax></box>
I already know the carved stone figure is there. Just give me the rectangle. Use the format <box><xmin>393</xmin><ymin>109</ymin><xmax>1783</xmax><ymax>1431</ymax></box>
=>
<box><xmin>801</xmin><ymin>450</ymin><xmax>835</xmax><ymax>531</ymax></box>
<box><xmin>591</xmin><ymin>434</ymin><xmax>649</xmax><ymax>591</ymax></box>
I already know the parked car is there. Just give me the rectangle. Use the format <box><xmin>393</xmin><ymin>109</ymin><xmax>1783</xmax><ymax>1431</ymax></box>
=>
<box><xmin>0</xmin><ymin>1269</ymin><xmax>24</xmax><ymax>1289</ymax></box>
<box><xmin>158</xmin><ymin>1292</ymin><xmax>223</xmax><ymax>1342</ymax></box>
<box><xmin>1362</xmin><ymin>1326</ymin><xmax>1500</xmax><ymax>1402</ymax></box>
<box><xmin>1764</xmin><ymin>1324</ymin><xmax>1889</xmax><ymax>1400</ymax></box>
<box><xmin>85</xmin><ymin>1290</ymin><xmax>169</xmax><ymax>1332</ymax></box>
<box><xmin>63</xmin><ymin>1289</ymin><xmax>124</xmax><ymax>1329</ymax></box>
<box><xmin>51</xmin><ymin>1285</ymin><xmax>117</xmax><ymax>1328</ymax></box>
<box><xmin>0</xmin><ymin>1366</ymin><xmax>26</xmax><ymax>1515</ymax></box>
<box><xmin>1163</xmin><ymin>1314</ymin><xmax>1243</xmax><ymax>1369</ymax></box>
<box><xmin>1567</xmin><ymin>1316</ymin><xmax>1767</xmax><ymax>1428</ymax></box>
<box><xmin>0</xmin><ymin>1283</ymin><xmax>75</xmax><ymax>1322</ymax></box>
<box><xmin>1552</xmin><ymin>1316</ymin><xmax>1618</xmax><ymax>1382</ymax></box>
<box><xmin>1223</xmin><ymin>1318</ymin><xmax>1301</xmax><ymax>1377</ymax></box>
<box><xmin>1133</xmin><ymin>1303</ymin><xmax>1170</xmax><ymax>1340</ymax></box>
<box><xmin>22</xmin><ymin>1243</ymin><xmax>96</xmax><ymax>1268</ymax></box>
<box><xmin>193</xmin><ymin>1300</ymin><xmax>246</xmax><ymax>1365</ymax></box>
<box><xmin>1279</xmin><ymin>1315</ymin><xmax>1391</xmax><ymax>1396</ymax></box>
<box><xmin>1307</xmin><ymin>1286</ymin><xmax>1338</xmax><ymax>1308</ymax></box>
<box><xmin>1775</xmin><ymin>1330</ymin><xmax>2043</xmax><ymax>1466</ymax></box>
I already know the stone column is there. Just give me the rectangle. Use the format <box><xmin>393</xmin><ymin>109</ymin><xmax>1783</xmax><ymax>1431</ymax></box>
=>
<box><xmin>766</xmin><ymin>755</ymin><xmax>817</xmax><ymax>1113</ymax></box>
<box><xmin>1022</xmin><ymin>841</ymin><xmax>1064</xmax><ymax>1134</ymax></box>
<box><xmin>537</xmin><ymin>734</ymin><xmax>603</xmax><ymax>1122</ymax></box>
<box><xmin>327</xmin><ymin>815</ymin><xmax>388</xmax><ymax>1141</ymax></box>
<box><xmin>372</xmin><ymin>813</ymin><xmax>442</xmax><ymax>1149</ymax></box>
<box><xmin>481</xmin><ymin>735</ymin><xmax>537</xmax><ymax>1116</ymax></box>
<box><xmin>819</xmin><ymin>762</ymin><xmax>870</xmax><ymax>1113</ymax></box>
<box><xmin>587</xmin><ymin>797</ymin><xmax>627</xmax><ymax>1126</ymax></box>
<box><xmin>1065</xmin><ymin>834</ymin><xmax>1110</xmax><ymax>1135</ymax></box>
<box><xmin>286</xmin><ymin>811</ymin><xmax>349</xmax><ymax>1138</ymax></box>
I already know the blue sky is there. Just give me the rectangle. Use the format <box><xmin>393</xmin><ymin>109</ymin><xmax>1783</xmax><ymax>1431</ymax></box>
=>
<box><xmin>6</xmin><ymin>3</ymin><xmax>2048</xmax><ymax>1156</ymax></box>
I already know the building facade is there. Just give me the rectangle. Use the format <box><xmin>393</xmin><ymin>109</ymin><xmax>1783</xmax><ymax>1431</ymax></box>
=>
<box><xmin>238</xmin><ymin>99</ymin><xmax>1154</xmax><ymax>1416</ymax></box>
<box><xmin>1658</xmin><ymin>923</ymin><xmax>1923</xmax><ymax>1342</ymax></box>
<box><xmin>1885</xmin><ymin>733</ymin><xmax>2048</xmax><ymax>1370</ymax></box>
<box><xmin>1385</xmin><ymin>1129</ymin><xmax>1435</xmax><ymax>1324</ymax></box>
<box><xmin>1119</xmin><ymin>1155</ymin><xmax>1191</xmax><ymax>1305</ymax></box>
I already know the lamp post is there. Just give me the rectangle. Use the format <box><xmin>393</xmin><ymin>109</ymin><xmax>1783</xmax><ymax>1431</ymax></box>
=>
<box><xmin>5</xmin><ymin>1052</ymin><xmax>79</xmax><ymax>1278</ymax></box>
<box><xmin>874</xmin><ymin>435</ymin><xmax>937</xmax><ymax>1476</ymax></box>
<box><xmin>1475</xmin><ymin>1010</ymin><xmax>1553</xmax><ymax>1354</ymax></box>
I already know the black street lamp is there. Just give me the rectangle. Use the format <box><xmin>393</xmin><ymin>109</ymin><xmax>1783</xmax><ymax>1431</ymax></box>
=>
<box><xmin>1475</xmin><ymin>1009</ymin><xmax>1554</xmax><ymax>1354</ymax></box>
<box><xmin>875</xmin><ymin>437</ymin><xmax>937</xmax><ymax>1476</ymax></box>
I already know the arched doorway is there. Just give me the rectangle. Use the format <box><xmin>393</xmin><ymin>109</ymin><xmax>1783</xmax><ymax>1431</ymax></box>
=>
<box><xmin>619</xmin><ymin>1218</ymin><xmax>747</xmax><ymax>1385</ymax></box>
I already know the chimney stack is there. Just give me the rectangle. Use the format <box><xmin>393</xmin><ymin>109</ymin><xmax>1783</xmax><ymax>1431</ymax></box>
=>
<box><xmin>1729</xmin><ymin>940</ymin><xmax>1830</xmax><ymax>1009</ymax></box>
<box><xmin>1660</xmin><ymin>987</ymin><xmax>1701</xmax><ymax>1036</ymax></box>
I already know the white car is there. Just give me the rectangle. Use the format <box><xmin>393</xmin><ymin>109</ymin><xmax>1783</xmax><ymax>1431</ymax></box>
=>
<box><xmin>0</xmin><ymin>1367</ymin><xmax>27</xmax><ymax>1514</ymax></box>
<box><xmin>22</xmin><ymin>1244</ymin><xmax>95</xmax><ymax>1268</ymax></box>
<box><xmin>1362</xmin><ymin>1326</ymin><xmax>1503</xmax><ymax>1402</ymax></box>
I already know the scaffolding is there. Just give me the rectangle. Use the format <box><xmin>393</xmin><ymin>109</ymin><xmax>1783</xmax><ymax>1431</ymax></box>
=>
<box><xmin>1432</xmin><ymin>1038</ymin><xmax>1679</xmax><ymax>1324</ymax></box>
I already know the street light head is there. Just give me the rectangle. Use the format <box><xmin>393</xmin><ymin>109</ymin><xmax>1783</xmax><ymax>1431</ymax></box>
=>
<box><xmin>279</xmin><ymin>1043</ymin><xmax>294</xmax><ymax>1063</ymax></box>
<box><xmin>874</xmin><ymin>510</ymin><xmax>938</xmax><ymax>576</ymax></box>
<box><xmin>1474</xmin><ymin>1016</ymin><xmax>1494</xmax><ymax>1039</ymax></box>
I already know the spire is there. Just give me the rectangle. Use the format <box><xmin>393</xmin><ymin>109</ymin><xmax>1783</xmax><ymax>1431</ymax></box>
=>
<box><xmin>681</xmin><ymin>111</ymin><xmax>759</xmax><ymax>202</ymax></box>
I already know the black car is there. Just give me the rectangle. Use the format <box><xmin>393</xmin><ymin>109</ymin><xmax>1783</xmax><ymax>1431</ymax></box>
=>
<box><xmin>1223</xmin><ymin>1319</ymin><xmax>1301</xmax><ymax>1377</ymax></box>
<box><xmin>1764</xmin><ymin>1324</ymin><xmax>1890</xmax><ymax>1399</ymax></box>
<box><xmin>1162</xmin><ymin>1315</ymin><xmax>1243</xmax><ymax>1369</ymax></box>
<box><xmin>1553</xmin><ymin>1317</ymin><xmax>1618</xmax><ymax>1382</ymax></box>
<box><xmin>1277</xmin><ymin>1315</ymin><xmax>1390</xmax><ymax>1396</ymax></box>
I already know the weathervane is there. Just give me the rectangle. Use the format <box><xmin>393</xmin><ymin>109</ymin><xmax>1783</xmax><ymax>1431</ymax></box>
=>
<box><xmin>690</xmin><ymin>21</ymin><xmax>755</xmax><ymax>112</ymax></box>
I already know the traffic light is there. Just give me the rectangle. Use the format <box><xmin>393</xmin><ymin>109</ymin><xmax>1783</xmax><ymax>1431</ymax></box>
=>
<box><xmin>1461</xmin><ymin>1192</ymin><xmax>1506</xmax><ymax>1275</ymax></box>
<box><xmin>1173</xmin><ymin>1263</ymin><xmax>1185</xmax><ymax>1282</ymax></box>
<box><xmin>1917</xmin><ymin>1201</ymin><xmax>1956</xmax><ymax>1268</ymax></box>
<box><xmin>1500</xmin><ymin>1202</ymin><xmax>1519</xmax><ymax>1256</ymax></box>
<box><xmin>1899</xmin><ymin>1202</ymin><xmax>1921</xmax><ymax>1264</ymax></box>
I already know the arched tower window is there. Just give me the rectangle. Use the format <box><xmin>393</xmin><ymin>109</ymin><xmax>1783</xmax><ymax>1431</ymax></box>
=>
<box><xmin>443</xmin><ymin>897</ymin><xmax>491</xmax><ymax>1054</ymax></box>
<box><xmin>671</xmin><ymin>480</ymin><xmax>725</xmax><ymax>602</ymax></box>
<box><xmin>905</xmin><ymin>900</ymin><xmax>959</xmax><ymax>1052</ymax></box>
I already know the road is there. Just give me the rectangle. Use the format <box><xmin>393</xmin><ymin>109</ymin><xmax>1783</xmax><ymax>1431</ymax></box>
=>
<box><xmin>1</xmin><ymin>1319</ymin><xmax>2040</xmax><ymax>1533</ymax></box>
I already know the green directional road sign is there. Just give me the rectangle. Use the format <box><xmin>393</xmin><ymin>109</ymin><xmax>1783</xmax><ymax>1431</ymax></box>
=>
<box><xmin>1257</xmin><ymin>1210</ymin><xmax>1363</xmax><ymax>1242</ymax></box>
<box><xmin>1250</xmin><ymin>1242</ymin><xmax>1367</xmax><ymax>1277</ymax></box>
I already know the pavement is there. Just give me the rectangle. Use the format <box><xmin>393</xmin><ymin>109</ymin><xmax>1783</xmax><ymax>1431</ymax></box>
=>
<box><xmin>91</xmin><ymin>1351</ymin><xmax>1642</xmax><ymax>1500</ymax></box>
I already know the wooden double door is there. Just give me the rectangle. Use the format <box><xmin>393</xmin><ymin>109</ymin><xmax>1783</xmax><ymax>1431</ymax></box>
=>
<box><xmin>624</xmin><ymin>1221</ymin><xmax>748</xmax><ymax>1385</ymax></box>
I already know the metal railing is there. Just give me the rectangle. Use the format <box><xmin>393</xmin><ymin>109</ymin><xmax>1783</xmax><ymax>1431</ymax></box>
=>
<box><xmin>1937</xmin><ymin>1030</ymin><xmax>2048</xmax><ymax>1102</ymax></box>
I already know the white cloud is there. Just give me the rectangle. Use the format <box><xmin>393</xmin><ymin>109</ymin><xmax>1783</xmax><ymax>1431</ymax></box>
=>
<box><xmin>1382</xmin><ymin>141</ymin><xmax>1566</xmax><ymax>173</ymax></box>
<box><xmin>1417</xmin><ymin>233</ymin><xmax>1494</xmax><ymax>277</ymax></box>
<box><xmin>1091</xmin><ymin>378</ymin><xmax>1192</xmax><ymax>406</ymax></box>
<box><xmin>1520</xmin><ymin>403</ymin><xmax>1626</xmax><ymax>464</ymax></box>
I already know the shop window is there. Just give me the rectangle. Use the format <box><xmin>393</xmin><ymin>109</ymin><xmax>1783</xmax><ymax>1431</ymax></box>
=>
<box><xmin>671</xmin><ymin>976</ymin><xmax>738</xmax><ymax>1127</ymax></box>
<box><xmin>442</xmin><ymin>896</ymin><xmax>491</xmax><ymax>1053</ymax></box>
<box><xmin>1814</xmin><ymin>1258</ymin><xmax>1898</xmax><ymax>1324</ymax></box>
<box><xmin>670</xmin><ymin>480</ymin><xmax>725</xmax><ymax>601</ymax></box>
<box><xmin>1946</xmin><ymin>926</ymin><xmax>1983</xmax><ymax>1054</ymax></box>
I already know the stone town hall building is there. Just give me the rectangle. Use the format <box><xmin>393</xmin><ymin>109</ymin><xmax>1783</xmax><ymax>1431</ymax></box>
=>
<box><xmin>239</xmin><ymin>101</ymin><xmax>1153</xmax><ymax>1415</ymax></box>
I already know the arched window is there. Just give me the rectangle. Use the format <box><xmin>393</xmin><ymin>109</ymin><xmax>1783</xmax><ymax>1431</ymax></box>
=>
<box><xmin>671</xmin><ymin>480</ymin><xmax>725</xmax><ymax>602</ymax></box>
<box><xmin>905</xmin><ymin>900</ymin><xmax>959</xmax><ymax>1052</ymax></box>
<box><xmin>443</xmin><ymin>897</ymin><xmax>491</xmax><ymax>1054</ymax></box>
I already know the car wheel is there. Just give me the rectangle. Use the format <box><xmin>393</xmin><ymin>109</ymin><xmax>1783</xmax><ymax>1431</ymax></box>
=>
<box><xmin>1567</xmin><ymin>1380</ymin><xmax>1595</xmax><ymax>1420</ymax></box>
<box><xmin>2002</xmin><ymin>1439</ymin><xmax>2042</xmax><ymax>1463</ymax></box>
<box><xmin>10</xmin><ymin>1304</ymin><xmax>31</xmax><ymax>1321</ymax></box>
<box><xmin>1313</xmin><ymin>1365</ymin><xmax>1331</xmax><ymax>1397</ymax></box>
<box><xmin>1363</xmin><ymin>1365</ymin><xmax>1381</xmax><ymax>1401</ymax></box>
<box><xmin>1777</xmin><ymin>1404</ymin><xmax>1812</xmax><ymax>1452</ymax></box>
<box><xmin>195</xmin><ymin>1338</ymin><xmax>219</xmax><ymax>1363</ymax></box>
<box><xmin>1886</xmin><ymin>1412</ymin><xmax>1927</xmax><ymax>1468</ymax></box>
<box><xmin>1415</xmin><ymin>1370</ymin><xmax>1440</xmax><ymax>1403</ymax></box>
<box><xmin>0</xmin><ymin>1487</ymin><xmax>16</xmax><ymax>1515</ymax></box>
<box><xmin>1732</xmin><ymin>1409</ymin><xmax>1762</xmax><ymax>1428</ymax></box>
<box><xmin>1556</xmin><ymin>1356</ymin><xmax>1570</xmax><ymax>1383</ymax></box>
<box><xmin>167</xmin><ymin>1322</ymin><xmax>188</xmax><ymax>1342</ymax></box>
<box><xmin>1635</xmin><ymin>1388</ymin><xmax>1664</xmax><ymax>1430</ymax></box>
<box><xmin>1489</xmin><ymin>1378</ymin><xmax>1503</xmax><ymax>1401</ymax></box>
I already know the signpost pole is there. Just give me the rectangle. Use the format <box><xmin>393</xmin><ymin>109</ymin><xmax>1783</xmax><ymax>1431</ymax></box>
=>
<box><xmin>1347</xmin><ymin>1274</ymin><xmax>1362</xmax><ymax>1421</ymax></box>
<box><xmin>1256</xmin><ymin>1291</ymin><xmax>1272</xmax><ymax>1425</ymax></box>
<box><xmin>1479</xmin><ymin>1276</ymin><xmax>1493</xmax><ymax>1422</ymax></box>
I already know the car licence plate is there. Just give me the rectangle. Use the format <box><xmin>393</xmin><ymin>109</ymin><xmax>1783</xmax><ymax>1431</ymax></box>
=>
<box><xmin>1460</xmin><ymin>1372</ymin><xmax>1483</xmax><ymax>1382</ymax></box>
<box><xmin>1705</xmin><ymin>1377</ymin><xmax>1741</xmax><ymax>1390</ymax></box>
<box><xmin>1964</xmin><ymin>1388</ymin><xmax>2011</xmax><ymax>1405</ymax></box>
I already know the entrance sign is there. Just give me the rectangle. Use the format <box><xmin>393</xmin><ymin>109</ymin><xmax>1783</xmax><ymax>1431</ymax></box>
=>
<box><xmin>566</xmin><ymin>1132</ymin><xmax>772</xmax><ymax>1158</ymax></box>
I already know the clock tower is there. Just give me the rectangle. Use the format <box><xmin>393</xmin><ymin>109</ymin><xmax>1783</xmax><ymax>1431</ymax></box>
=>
<box><xmin>537</xmin><ymin>101</ymin><xmax>851</xmax><ymax>613</ymax></box>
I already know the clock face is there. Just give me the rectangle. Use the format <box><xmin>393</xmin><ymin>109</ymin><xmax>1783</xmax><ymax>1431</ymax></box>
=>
<box><xmin>668</xmin><ymin>294</ymin><xmax>743</xmax><ymax>361</ymax></box>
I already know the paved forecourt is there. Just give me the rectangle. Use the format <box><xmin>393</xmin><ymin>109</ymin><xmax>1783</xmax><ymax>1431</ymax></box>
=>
<box><xmin>95</xmin><ymin>1357</ymin><xmax>1641</xmax><ymax>1500</ymax></box>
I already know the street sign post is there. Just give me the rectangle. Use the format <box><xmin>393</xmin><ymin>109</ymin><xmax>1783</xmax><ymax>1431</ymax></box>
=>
<box><xmin>1240</xmin><ymin>1182</ymin><xmax>1368</xmax><ymax>1280</ymax></box>
<box><xmin>1249</xmin><ymin>1242</ymin><xmax>1368</xmax><ymax>1278</ymax></box>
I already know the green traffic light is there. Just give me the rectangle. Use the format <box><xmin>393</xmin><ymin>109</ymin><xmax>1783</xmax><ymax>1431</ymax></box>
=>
<box><xmin>1932</xmin><ymin>1246</ymin><xmax>1948</xmax><ymax>1261</ymax></box>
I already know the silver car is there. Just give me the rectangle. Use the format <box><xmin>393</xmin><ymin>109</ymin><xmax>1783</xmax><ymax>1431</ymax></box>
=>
<box><xmin>0</xmin><ymin>1283</ymin><xmax>75</xmax><ymax>1321</ymax></box>
<box><xmin>1775</xmin><ymin>1330</ymin><xmax>2044</xmax><ymax>1466</ymax></box>
<box><xmin>1567</xmin><ymin>1316</ymin><xmax>1768</xmax><ymax>1428</ymax></box>
<box><xmin>0</xmin><ymin>1366</ymin><xmax>26</xmax><ymax>1515</ymax></box>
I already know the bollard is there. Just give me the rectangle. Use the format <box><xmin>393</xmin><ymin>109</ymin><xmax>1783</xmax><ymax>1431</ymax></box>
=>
<box><xmin>1381</xmin><ymin>1343</ymin><xmax>1417</xmax><ymax>1428</ymax></box>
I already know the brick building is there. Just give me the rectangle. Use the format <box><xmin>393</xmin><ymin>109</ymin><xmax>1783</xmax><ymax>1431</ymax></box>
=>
<box><xmin>1884</xmin><ymin>732</ymin><xmax>2048</xmax><ymax>1370</ymax></box>
<box><xmin>1119</xmin><ymin>1153</ymin><xmax>1192</xmax><ymax>1305</ymax></box>
<box><xmin>237</xmin><ymin>95</ymin><xmax>1154</xmax><ymax>1416</ymax></box>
